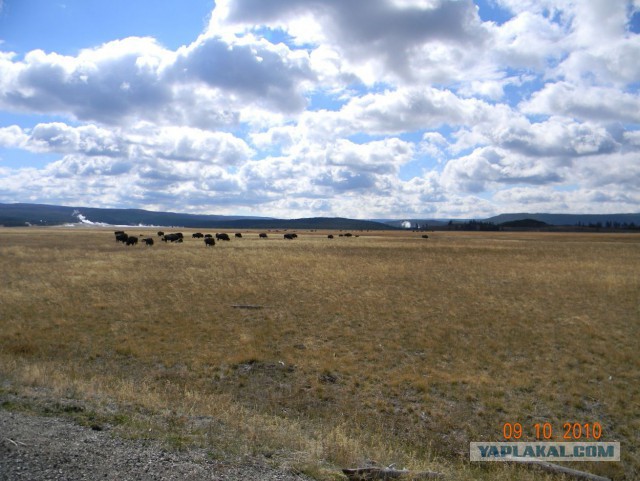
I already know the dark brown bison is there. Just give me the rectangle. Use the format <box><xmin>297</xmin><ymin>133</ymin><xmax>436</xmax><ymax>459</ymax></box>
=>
<box><xmin>204</xmin><ymin>237</ymin><xmax>215</xmax><ymax>247</ymax></box>
<box><xmin>192</xmin><ymin>232</ymin><xmax>204</xmax><ymax>238</ymax></box>
<box><xmin>259</xmin><ymin>233</ymin><xmax>268</xmax><ymax>239</ymax></box>
<box><xmin>283</xmin><ymin>233</ymin><xmax>295</xmax><ymax>240</ymax></box>
<box><xmin>235</xmin><ymin>233</ymin><xmax>242</xmax><ymax>238</ymax></box>
<box><xmin>157</xmin><ymin>231</ymin><xmax>165</xmax><ymax>237</ymax></box>
<box><xmin>125</xmin><ymin>236</ymin><xmax>138</xmax><ymax>246</ymax></box>
<box><xmin>328</xmin><ymin>234</ymin><xmax>334</xmax><ymax>239</ymax></box>
<box><xmin>216</xmin><ymin>233</ymin><xmax>230</xmax><ymax>241</ymax></box>
<box><xmin>143</xmin><ymin>238</ymin><xmax>154</xmax><ymax>246</ymax></box>
<box><xmin>162</xmin><ymin>233</ymin><xmax>182</xmax><ymax>243</ymax></box>
<box><xmin>115</xmin><ymin>232</ymin><xmax>128</xmax><ymax>243</ymax></box>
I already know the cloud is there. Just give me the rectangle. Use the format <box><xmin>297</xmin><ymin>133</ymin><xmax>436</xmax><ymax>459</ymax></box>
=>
<box><xmin>520</xmin><ymin>82</ymin><xmax>640</xmax><ymax>122</ymax></box>
<box><xmin>0</xmin><ymin>33</ymin><xmax>313</xmax><ymax>126</ymax></box>
<box><xmin>0</xmin><ymin>125</ymin><xmax>28</xmax><ymax>148</ymax></box>
<box><xmin>486</xmin><ymin>116</ymin><xmax>620</xmax><ymax>157</ymax></box>
<box><xmin>211</xmin><ymin>0</ymin><xmax>492</xmax><ymax>85</ymax></box>
<box><xmin>1</xmin><ymin>122</ymin><xmax>253</xmax><ymax>165</ymax></box>
<box><xmin>490</xmin><ymin>10</ymin><xmax>567</xmax><ymax>70</ymax></box>
<box><xmin>493</xmin><ymin>185</ymin><xmax>640</xmax><ymax>215</ymax></box>
<box><xmin>325</xmin><ymin>138</ymin><xmax>413</xmax><ymax>173</ymax></box>
<box><xmin>28</xmin><ymin>123</ymin><xmax>125</xmax><ymax>156</ymax></box>
<box><xmin>0</xmin><ymin>38</ymin><xmax>173</xmax><ymax>123</ymax></box>
<box><xmin>173</xmin><ymin>33</ymin><xmax>314</xmax><ymax>112</ymax></box>
<box><xmin>441</xmin><ymin>147</ymin><xmax>565</xmax><ymax>193</ymax></box>
<box><xmin>287</xmin><ymin>86</ymin><xmax>513</xmax><ymax>143</ymax></box>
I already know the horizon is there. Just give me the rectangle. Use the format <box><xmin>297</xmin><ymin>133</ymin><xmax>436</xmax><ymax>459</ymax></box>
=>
<box><xmin>2</xmin><ymin>201</ymin><xmax>640</xmax><ymax>224</ymax></box>
<box><xmin>1</xmin><ymin>1</ymin><xmax>639</xmax><ymax>218</ymax></box>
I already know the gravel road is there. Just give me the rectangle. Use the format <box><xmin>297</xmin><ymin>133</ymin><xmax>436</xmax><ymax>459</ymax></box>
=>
<box><xmin>0</xmin><ymin>409</ymin><xmax>314</xmax><ymax>481</ymax></box>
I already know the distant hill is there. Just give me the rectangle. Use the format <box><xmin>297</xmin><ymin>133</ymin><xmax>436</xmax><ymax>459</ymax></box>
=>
<box><xmin>0</xmin><ymin>203</ymin><xmax>270</xmax><ymax>227</ymax></box>
<box><xmin>0</xmin><ymin>203</ymin><xmax>394</xmax><ymax>230</ymax></box>
<box><xmin>485</xmin><ymin>212</ymin><xmax>640</xmax><ymax>226</ymax></box>
<box><xmin>499</xmin><ymin>218</ymin><xmax>548</xmax><ymax>228</ymax></box>
<box><xmin>378</xmin><ymin>213</ymin><xmax>640</xmax><ymax>231</ymax></box>
<box><xmin>3</xmin><ymin>203</ymin><xmax>638</xmax><ymax>230</ymax></box>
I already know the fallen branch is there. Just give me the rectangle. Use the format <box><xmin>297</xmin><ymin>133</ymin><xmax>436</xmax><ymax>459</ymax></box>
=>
<box><xmin>509</xmin><ymin>460</ymin><xmax>611</xmax><ymax>481</ymax></box>
<box><xmin>342</xmin><ymin>467</ymin><xmax>445</xmax><ymax>480</ymax></box>
<box><xmin>3</xmin><ymin>437</ymin><xmax>27</xmax><ymax>447</ymax></box>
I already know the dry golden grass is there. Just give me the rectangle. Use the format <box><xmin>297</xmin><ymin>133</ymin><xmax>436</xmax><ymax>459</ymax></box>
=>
<box><xmin>1</xmin><ymin>226</ymin><xmax>638</xmax><ymax>480</ymax></box>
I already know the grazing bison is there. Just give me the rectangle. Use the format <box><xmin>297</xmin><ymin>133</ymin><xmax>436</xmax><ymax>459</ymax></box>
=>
<box><xmin>115</xmin><ymin>232</ymin><xmax>129</xmax><ymax>243</ymax></box>
<box><xmin>344</xmin><ymin>233</ymin><xmax>353</xmax><ymax>237</ymax></box>
<box><xmin>235</xmin><ymin>233</ymin><xmax>242</xmax><ymax>238</ymax></box>
<box><xmin>204</xmin><ymin>237</ymin><xmax>216</xmax><ymax>247</ymax></box>
<box><xmin>157</xmin><ymin>231</ymin><xmax>165</xmax><ymax>237</ymax></box>
<box><xmin>143</xmin><ymin>238</ymin><xmax>154</xmax><ymax>246</ymax></box>
<box><xmin>216</xmin><ymin>233</ymin><xmax>231</xmax><ymax>241</ymax></box>
<box><xmin>422</xmin><ymin>234</ymin><xmax>429</xmax><ymax>239</ymax></box>
<box><xmin>114</xmin><ymin>230</ymin><xmax>125</xmax><ymax>236</ymax></box>
<box><xmin>283</xmin><ymin>233</ymin><xmax>296</xmax><ymax>240</ymax></box>
<box><xmin>259</xmin><ymin>233</ymin><xmax>268</xmax><ymax>239</ymax></box>
<box><xmin>204</xmin><ymin>234</ymin><xmax>213</xmax><ymax>238</ymax></box>
<box><xmin>126</xmin><ymin>236</ymin><xmax>138</xmax><ymax>246</ymax></box>
<box><xmin>328</xmin><ymin>234</ymin><xmax>334</xmax><ymax>239</ymax></box>
<box><xmin>192</xmin><ymin>232</ymin><xmax>204</xmax><ymax>238</ymax></box>
<box><xmin>162</xmin><ymin>233</ymin><xmax>183</xmax><ymax>243</ymax></box>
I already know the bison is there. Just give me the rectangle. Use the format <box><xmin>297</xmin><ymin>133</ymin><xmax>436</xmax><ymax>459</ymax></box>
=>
<box><xmin>422</xmin><ymin>234</ymin><xmax>429</xmax><ymax>239</ymax></box>
<box><xmin>115</xmin><ymin>232</ymin><xmax>129</xmax><ymax>243</ymax></box>
<box><xmin>235</xmin><ymin>233</ymin><xmax>242</xmax><ymax>238</ymax></box>
<box><xmin>216</xmin><ymin>233</ymin><xmax>231</xmax><ymax>241</ymax></box>
<box><xmin>204</xmin><ymin>234</ymin><xmax>213</xmax><ymax>238</ymax></box>
<box><xmin>143</xmin><ymin>238</ymin><xmax>154</xmax><ymax>246</ymax></box>
<box><xmin>259</xmin><ymin>233</ymin><xmax>268</xmax><ymax>239</ymax></box>
<box><xmin>328</xmin><ymin>234</ymin><xmax>334</xmax><ymax>239</ymax></box>
<box><xmin>204</xmin><ymin>237</ymin><xmax>216</xmax><ymax>247</ymax></box>
<box><xmin>162</xmin><ymin>233</ymin><xmax>183</xmax><ymax>243</ymax></box>
<box><xmin>283</xmin><ymin>233</ymin><xmax>295</xmax><ymax>240</ymax></box>
<box><xmin>126</xmin><ymin>236</ymin><xmax>138</xmax><ymax>246</ymax></box>
<box><xmin>157</xmin><ymin>231</ymin><xmax>165</xmax><ymax>237</ymax></box>
<box><xmin>192</xmin><ymin>232</ymin><xmax>204</xmax><ymax>238</ymax></box>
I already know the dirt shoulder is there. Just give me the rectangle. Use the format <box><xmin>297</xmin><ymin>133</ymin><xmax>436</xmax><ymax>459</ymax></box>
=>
<box><xmin>0</xmin><ymin>408</ymin><xmax>313</xmax><ymax>481</ymax></box>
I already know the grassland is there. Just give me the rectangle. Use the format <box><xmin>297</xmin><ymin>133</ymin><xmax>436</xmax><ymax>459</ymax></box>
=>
<box><xmin>0</xmin><ymin>227</ymin><xmax>638</xmax><ymax>480</ymax></box>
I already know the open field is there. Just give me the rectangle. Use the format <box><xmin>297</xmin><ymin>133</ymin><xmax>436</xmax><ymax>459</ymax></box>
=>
<box><xmin>1</xmin><ymin>227</ymin><xmax>638</xmax><ymax>480</ymax></box>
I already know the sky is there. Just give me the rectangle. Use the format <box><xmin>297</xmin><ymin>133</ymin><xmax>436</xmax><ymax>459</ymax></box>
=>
<box><xmin>0</xmin><ymin>0</ymin><xmax>639</xmax><ymax>219</ymax></box>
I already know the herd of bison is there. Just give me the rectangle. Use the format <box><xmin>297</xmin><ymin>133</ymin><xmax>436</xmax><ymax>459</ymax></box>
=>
<box><xmin>111</xmin><ymin>230</ymin><xmax>387</xmax><ymax>246</ymax></box>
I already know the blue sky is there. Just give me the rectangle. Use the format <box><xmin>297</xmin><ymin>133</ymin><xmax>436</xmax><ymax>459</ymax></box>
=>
<box><xmin>0</xmin><ymin>0</ymin><xmax>639</xmax><ymax>218</ymax></box>
<box><xmin>0</xmin><ymin>1</ymin><xmax>213</xmax><ymax>53</ymax></box>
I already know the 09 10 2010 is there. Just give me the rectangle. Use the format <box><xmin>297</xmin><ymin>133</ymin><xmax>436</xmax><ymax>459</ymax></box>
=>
<box><xmin>501</xmin><ymin>422</ymin><xmax>603</xmax><ymax>440</ymax></box>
